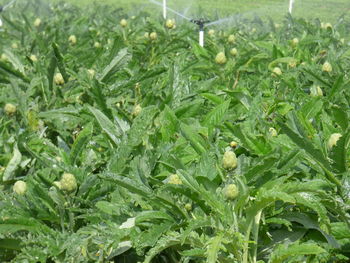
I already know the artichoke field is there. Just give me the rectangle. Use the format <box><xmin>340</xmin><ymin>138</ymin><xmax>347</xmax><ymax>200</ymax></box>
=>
<box><xmin>0</xmin><ymin>1</ymin><xmax>350</xmax><ymax>262</ymax></box>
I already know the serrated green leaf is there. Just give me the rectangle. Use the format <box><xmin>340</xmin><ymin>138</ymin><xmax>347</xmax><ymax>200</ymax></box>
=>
<box><xmin>88</xmin><ymin>106</ymin><xmax>121</xmax><ymax>145</ymax></box>
<box><xmin>99</xmin><ymin>48</ymin><xmax>131</xmax><ymax>82</ymax></box>
<box><xmin>69</xmin><ymin>122</ymin><xmax>93</xmax><ymax>165</ymax></box>
<box><xmin>206</xmin><ymin>233</ymin><xmax>224</xmax><ymax>263</ymax></box>
<box><xmin>203</xmin><ymin>99</ymin><xmax>230</xmax><ymax>128</ymax></box>
<box><xmin>2</xmin><ymin>143</ymin><xmax>22</xmax><ymax>181</ymax></box>
<box><xmin>270</xmin><ymin>243</ymin><xmax>326</xmax><ymax>263</ymax></box>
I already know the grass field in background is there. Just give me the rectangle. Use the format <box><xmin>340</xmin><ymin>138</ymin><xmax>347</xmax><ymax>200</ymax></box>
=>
<box><xmin>52</xmin><ymin>0</ymin><xmax>350</xmax><ymax>22</ymax></box>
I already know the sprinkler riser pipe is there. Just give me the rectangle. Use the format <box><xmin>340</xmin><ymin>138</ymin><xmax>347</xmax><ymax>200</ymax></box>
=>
<box><xmin>199</xmin><ymin>30</ymin><xmax>204</xmax><ymax>47</ymax></box>
<box><xmin>163</xmin><ymin>0</ymin><xmax>167</xmax><ymax>19</ymax></box>
<box><xmin>289</xmin><ymin>0</ymin><xmax>294</xmax><ymax>14</ymax></box>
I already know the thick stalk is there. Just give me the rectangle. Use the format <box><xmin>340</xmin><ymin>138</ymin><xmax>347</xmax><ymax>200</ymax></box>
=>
<box><xmin>242</xmin><ymin>221</ymin><xmax>253</xmax><ymax>263</ymax></box>
<box><xmin>251</xmin><ymin>210</ymin><xmax>262</xmax><ymax>263</ymax></box>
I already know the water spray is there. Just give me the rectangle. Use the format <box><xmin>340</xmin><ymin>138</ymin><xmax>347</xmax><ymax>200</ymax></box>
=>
<box><xmin>289</xmin><ymin>0</ymin><xmax>294</xmax><ymax>14</ymax></box>
<box><xmin>148</xmin><ymin>0</ymin><xmax>191</xmax><ymax>21</ymax></box>
<box><xmin>0</xmin><ymin>0</ymin><xmax>16</xmax><ymax>27</ymax></box>
<box><xmin>0</xmin><ymin>0</ymin><xmax>16</xmax><ymax>12</ymax></box>
<box><xmin>191</xmin><ymin>18</ymin><xmax>210</xmax><ymax>47</ymax></box>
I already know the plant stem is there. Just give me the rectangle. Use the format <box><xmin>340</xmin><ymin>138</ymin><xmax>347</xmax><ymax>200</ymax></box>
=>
<box><xmin>251</xmin><ymin>210</ymin><xmax>262</xmax><ymax>263</ymax></box>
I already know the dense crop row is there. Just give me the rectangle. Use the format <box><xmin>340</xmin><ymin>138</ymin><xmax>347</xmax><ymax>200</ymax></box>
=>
<box><xmin>0</xmin><ymin>1</ymin><xmax>350</xmax><ymax>262</ymax></box>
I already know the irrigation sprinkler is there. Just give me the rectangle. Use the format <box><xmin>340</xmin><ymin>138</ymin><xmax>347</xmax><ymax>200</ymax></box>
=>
<box><xmin>191</xmin><ymin>18</ymin><xmax>210</xmax><ymax>47</ymax></box>
<box><xmin>289</xmin><ymin>0</ymin><xmax>294</xmax><ymax>14</ymax></box>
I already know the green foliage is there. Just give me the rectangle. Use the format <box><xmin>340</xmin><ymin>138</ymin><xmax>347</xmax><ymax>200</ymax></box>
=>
<box><xmin>0</xmin><ymin>1</ymin><xmax>349</xmax><ymax>262</ymax></box>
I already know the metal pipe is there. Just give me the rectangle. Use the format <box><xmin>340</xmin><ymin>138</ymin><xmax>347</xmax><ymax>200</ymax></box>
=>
<box><xmin>289</xmin><ymin>0</ymin><xmax>294</xmax><ymax>14</ymax></box>
<box><xmin>199</xmin><ymin>30</ymin><xmax>204</xmax><ymax>47</ymax></box>
<box><xmin>163</xmin><ymin>0</ymin><xmax>167</xmax><ymax>19</ymax></box>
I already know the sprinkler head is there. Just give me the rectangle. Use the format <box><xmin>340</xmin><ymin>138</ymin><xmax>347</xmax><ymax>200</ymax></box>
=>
<box><xmin>191</xmin><ymin>18</ymin><xmax>210</xmax><ymax>30</ymax></box>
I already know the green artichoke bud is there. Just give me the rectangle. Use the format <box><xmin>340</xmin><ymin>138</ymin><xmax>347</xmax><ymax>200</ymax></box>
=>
<box><xmin>222</xmin><ymin>151</ymin><xmax>237</xmax><ymax>170</ymax></box>
<box><xmin>327</xmin><ymin>133</ymin><xmax>342</xmax><ymax>149</ymax></box>
<box><xmin>310</xmin><ymin>86</ymin><xmax>323</xmax><ymax>97</ymax></box>
<box><xmin>132</xmin><ymin>104</ymin><xmax>142</xmax><ymax>116</ymax></box>
<box><xmin>185</xmin><ymin>203</ymin><xmax>192</xmax><ymax>211</ymax></box>
<box><xmin>13</xmin><ymin>181</ymin><xmax>27</xmax><ymax>195</ymax></box>
<box><xmin>149</xmin><ymin>32</ymin><xmax>157</xmax><ymax>41</ymax></box>
<box><xmin>120</xmin><ymin>19</ymin><xmax>127</xmax><ymax>27</ymax></box>
<box><xmin>272</xmin><ymin>67</ymin><xmax>282</xmax><ymax>76</ymax></box>
<box><xmin>269</xmin><ymin>127</ymin><xmax>278</xmax><ymax>137</ymax></box>
<box><xmin>60</xmin><ymin>173</ymin><xmax>77</xmax><ymax>192</ymax></box>
<box><xmin>322</xmin><ymin>61</ymin><xmax>332</xmax><ymax>73</ymax></box>
<box><xmin>215</xmin><ymin>52</ymin><xmax>227</xmax><ymax>65</ymax></box>
<box><xmin>228</xmin><ymin>34</ymin><xmax>236</xmax><ymax>44</ymax></box>
<box><xmin>165</xmin><ymin>19</ymin><xmax>176</xmax><ymax>29</ymax></box>
<box><xmin>168</xmin><ymin>174</ymin><xmax>182</xmax><ymax>185</ymax></box>
<box><xmin>4</xmin><ymin>103</ymin><xmax>16</xmax><ymax>115</ymax></box>
<box><xmin>54</xmin><ymin>73</ymin><xmax>65</xmax><ymax>85</ymax></box>
<box><xmin>230</xmin><ymin>48</ymin><xmax>238</xmax><ymax>56</ymax></box>
<box><xmin>224</xmin><ymin>184</ymin><xmax>239</xmax><ymax>200</ymax></box>
<box><xmin>230</xmin><ymin>141</ymin><xmax>238</xmax><ymax>148</ymax></box>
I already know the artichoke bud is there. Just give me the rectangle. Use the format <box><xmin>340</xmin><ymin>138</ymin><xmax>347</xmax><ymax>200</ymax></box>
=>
<box><xmin>322</xmin><ymin>61</ymin><xmax>332</xmax><ymax>72</ymax></box>
<box><xmin>60</xmin><ymin>173</ymin><xmax>77</xmax><ymax>192</ymax></box>
<box><xmin>149</xmin><ymin>32</ymin><xmax>157</xmax><ymax>41</ymax></box>
<box><xmin>222</xmin><ymin>151</ymin><xmax>237</xmax><ymax>170</ymax></box>
<box><xmin>68</xmin><ymin>35</ymin><xmax>77</xmax><ymax>45</ymax></box>
<box><xmin>167</xmin><ymin>174</ymin><xmax>182</xmax><ymax>185</ymax></box>
<box><xmin>13</xmin><ymin>181</ymin><xmax>27</xmax><ymax>195</ymax></box>
<box><xmin>185</xmin><ymin>203</ymin><xmax>192</xmax><ymax>211</ymax></box>
<box><xmin>224</xmin><ymin>184</ymin><xmax>239</xmax><ymax>200</ymax></box>
<box><xmin>4</xmin><ymin>103</ymin><xmax>16</xmax><ymax>115</ymax></box>
<box><xmin>215</xmin><ymin>52</ymin><xmax>227</xmax><ymax>65</ymax></box>
<box><xmin>120</xmin><ymin>19</ymin><xmax>127</xmax><ymax>27</ymax></box>
<box><xmin>272</xmin><ymin>67</ymin><xmax>282</xmax><ymax>76</ymax></box>
<box><xmin>327</xmin><ymin>133</ymin><xmax>342</xmax><ymax>149</ymax></box>
<box><xmin>54</xmin><ymin>73</ymin><xmax>65</xmax><ymax>85</ymax></box>
<box><xmin>228</xmin><ymin>34</ymin><xmax>236</xmax><ymax>44</ymax></box>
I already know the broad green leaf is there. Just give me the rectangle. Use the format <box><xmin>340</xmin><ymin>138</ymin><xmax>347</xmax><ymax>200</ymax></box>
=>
<box><xmin>88</xmin><ymin>106</ymin><xmax>121</xmax><ymax>145</ymax></box>
<box><xmin>300</xmin><ymin>98</ymin><xmax>323</xmax><ymax>120</ymax></box>
<box><xmin>180</xmin><ymin>123</ymin><xmax>208</xmax><ymax>155</ymax></box>
<box><xmin>39</xmin><ymin>108</ymin><xmax>80</xmax><ymax>119</ymax></box>
<box><xmin>3</xmin><ymin>49</ymin><xmax>25</xmax><ymax>74</ymax></box>
<box><xmin>52</xmin><ymin>43</ymin><xmax>69</xmax><ymax>82</ymax></box>
<box><xmin>144</xmin><ymin>233</ymin><xmax>181</xmax><ymax>263</ymax></box>
<box><xmin>329</xmin><ymin>128</ymin><xmax>350</xmax><ymax>174</ymax></box>
<box><xmin>101</xmin><ymin>172</ymin><xmax>152</xmax><ymax>197</ymax></box>
<box><xmin>331</xmin><ymin>222</ymin><xmax>350</xmax><ymax>240</ymax></box>
<box><xmin>283</xmin><ymin>213</ymin><xmax>340</xmax><ymax>248</ymax></box>
<box><xmin>69</xmin><ymin>122</ymin><xmax>93</xmax><ymax>165</ymax></box>
<box><xmin>0</xmin><ymin>238</ymin><xmax>21</xmax><ymax>250</ymax></box>
<box><xmin>99</xmin><ymin>48</ymin><xmax>131</xmax><ymax>82</ymax></box>
<box><xmin>160</xmin><ymin>105</ymin><xmax>179</xmax><ymax>142</ymax></box>
<box><xmin>270</xmin><ymin>243</ymin><xmax>326</xmax><ymax>263</ymax></box>
<box><xmin>330</xmin><ymin>105</ymin><xmax>349</xmax><ymax>132</ymax></box>
<box><xmin>135</xmin><ymin>222</ymin><xmax>174</xmax><ymax>250</ymax></box>
<box><xmin>245</xmin><ymin>154</ymin><xmax>279</xmax><ymax>183</ymax></box>
<box><xmin>0</xmin><ymin>60</ymin><xmax>29</xmax><ymax>82</ymax></box>
<box><xmin>2</xmin><ymin>143</ymin><xmax>22</xmax><ymax>181</ymax></box>
<box><xmin>277</xmin><ymin>115</ymin><xmax>341</xmax><ymax>188</ymax></box>
<box><xmin>206</xmin><ymin>233</ymin><xmax>224</xmax><ymax>263</ymax></box>
<box><xmin>203</xmin><ymin>99</ymin><xmax>231</xmax><ymax>128</ymax></box>
<box><xmin>329</xmin><ymin>75</ymin><xmax>345</xmax><ymax>99</ymax></box>
<box><xmin>201</xmin><ymin>93</ymin><xmax>225</xmax><ymax>105</ymax></box>
<box><xmin>268</xmin><ymin>57</ymin><xmax>297</xmax><ymax>71</ymax></box>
